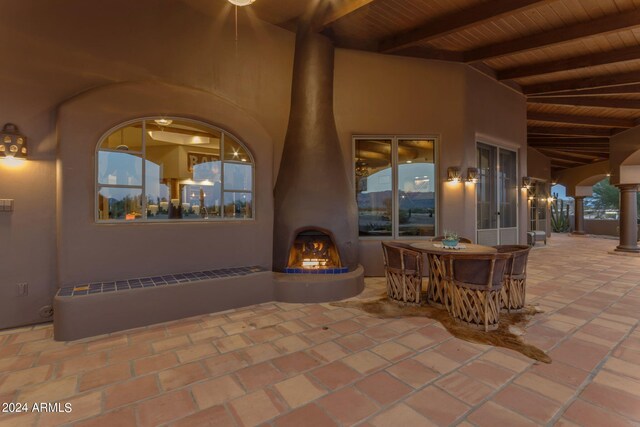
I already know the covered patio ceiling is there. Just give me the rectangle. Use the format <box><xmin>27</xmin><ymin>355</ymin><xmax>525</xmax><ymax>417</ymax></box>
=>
<box><xmin>193</xmin><ymin>0</ymin><xmax>640</xmax><ymax>174</ymax></box>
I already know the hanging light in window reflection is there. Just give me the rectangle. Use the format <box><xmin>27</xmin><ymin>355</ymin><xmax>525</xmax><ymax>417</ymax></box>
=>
<box><xmin>154</xmin><ymin>118</ymin><xmax>173</xmax><ymax>127</ymax></box>
<box><xmin>355</xmin><ymin>159</ymin><xmax>369</xmax><ymax>177</ymax></box>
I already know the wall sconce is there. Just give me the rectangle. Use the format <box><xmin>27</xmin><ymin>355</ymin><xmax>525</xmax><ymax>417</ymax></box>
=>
<box><xmin>0</xmin><ymin>123</ymin><xmax>27</xmax><ymax>160</ymax></box>
<box><xmin>447</xmin><ymin>167</ymin><xmax>462</xmax><ymax>183</ymax></box>
<box><xmin>522</xmin><ymin>176</ymin><xmax>532</xmax><ymax>189</ymax></box>
<box><xmin>466</xmin><ymin>167</ymin><xmax>479</xmax><ymax>183</ymax></box>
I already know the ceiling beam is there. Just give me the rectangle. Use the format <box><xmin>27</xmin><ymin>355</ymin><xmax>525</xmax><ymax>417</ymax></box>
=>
<box><xmin>527</xmin><ymin>96</ymin><xmax>640</xmax><ymax>110</ymax></box>
<box><xmin>527</xmin><ymin>137</ymin><xmax>609</xmax><ymax>144</ymax></box>
<box><xmin>548</xmin><ymin>157</ymin><xmax>590</xmax><ymax>165</ymax></box>
<box><xmin>389</xmin><ymin>46</ymin><xmax>464</xmax><ymax>62</ymax></box>
<box><xmin>497</xmin><ymin>45</ymin><xmax>640</xmax><ymax>80</ymax></box>
<box><xmin>526</xmin><ymin>83</ymin><xmax>640</xmax><ymax>97</ymax></box>
<box><xmin>321</xmin><ymin>0</ymin><xmax>375</xmax><ymax>28</ymax></box>
<box><xmin>528</xmin><ymin>126</ymin><xmax>615</xmax><ymax>137</ymax></box>
<box><xmin>465</xmin><ymin>9</ymin><xmax>640</xmax><ymax>62</ymax></box>
<box><xmin>523</xmin><ymin>71</ymin><xmax>640</xmax><ymax>95</ymax></box>
<box><xmin>378</xmin><ymin>0</ymin><xmax>544</xmax><ymax>53</ymax></box>
<box><xmin>527</xmin><ymin>111</ymin><xmax>635</xmax><ymax>128</ymax></box>
<box><xmin>546</xmin><ymin>149</ymin><xmax>610</xmax><ymax>156</ymax></box>
<box><xmin>529</xmin><ymin>143</ymin><xmax>610</xmax><ymax>151</ymax></box>
<box><xmin>536</xmin><ymin>148</ymin><xmax>608</xmax><ymax>159</ymax></box>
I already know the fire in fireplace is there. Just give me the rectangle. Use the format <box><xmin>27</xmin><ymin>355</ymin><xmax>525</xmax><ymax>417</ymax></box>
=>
<box><xmin>285</xmin><ymin>228</ymin><xmax>348</xmax><ymax>274</ymax></box>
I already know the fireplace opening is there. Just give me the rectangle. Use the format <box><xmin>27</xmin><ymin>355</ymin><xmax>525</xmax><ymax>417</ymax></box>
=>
<box><xmin>284</xmin><ymin>228</ymin><xmax>348</xmax><ymax>274</ymax></box>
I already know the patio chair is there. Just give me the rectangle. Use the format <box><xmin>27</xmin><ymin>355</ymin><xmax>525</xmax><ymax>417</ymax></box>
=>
<box><xmin>431</xmin><ymin>236</ymin><xmax>472</xmax><ymax>243</ymax></box>
<box><xmin>441</xmin><ymin>252</ymin><xmax>511</xmax><ymax>331</ymax></box>
<box><xmin>381</xmin><ymin>242</ymin><xmax>424</xmax><ymax>304</ymax></box>
<box><xmin>493</xmin><ymin>245</ymin><xmax>531</xmax><ymax>312</ymax></box>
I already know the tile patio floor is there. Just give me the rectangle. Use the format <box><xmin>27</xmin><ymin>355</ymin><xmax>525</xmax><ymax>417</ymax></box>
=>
<box><xmin>1</xmin><ymin>234</ymin><xmax>639</xmax><ymax>426</ymax></box>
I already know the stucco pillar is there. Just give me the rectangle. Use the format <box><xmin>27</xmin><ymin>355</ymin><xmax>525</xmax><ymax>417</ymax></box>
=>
<box><xmin>573</xmin><ymin>196</ymin><xmax>586</xmax><ymax>235</ymax></box>
<box><xmin>615</xmin><ymin>184</ymin><xmax>640</xmax><ymax>253</ymax></box>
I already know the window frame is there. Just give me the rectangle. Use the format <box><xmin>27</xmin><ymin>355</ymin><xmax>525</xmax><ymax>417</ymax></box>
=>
<box><xmin>353</xmin><ymin>134</ymin><xmax>440</xmax><ymax>240</ymax></box>
<box><xmin>95</xmin><ymin>116</ymin><xmax>255</xmax><ymax>224</ymax></box>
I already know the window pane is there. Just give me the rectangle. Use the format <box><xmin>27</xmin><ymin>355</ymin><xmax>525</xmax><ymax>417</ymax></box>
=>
<box><xmin>97</xmin><ymin>151</ymin><xmax>143</xmax><ymax>186</ymax></box>
<box><xmin>97</xmin><ymin>118</ymin><xmax>254</xmax><ymax>223</ymax></box>
<box><xmin>355</xmin><ymin>139</ymin><xmax>392</xmax><ymax>237</ymax></box>
<box><xmin>145</xmin><ymin>119</ymin><xmax>223</xmax><ymax>220</ymax></box>
<box><xmin>101</xmin><ymin>125</ymin><xmax>143</xmax><ymax>152</ymax></box>
<box><xmin>224</xmin><ymin>192</ymin><xmax>252</xmax><ymax>219</ymax></box>
<box><xmin>97</xmin><ymin>187</ymin><xmax>143</xmax><ymax>221</ymax></box>
<box><xmin>477</xmin><ymin>143</ymin><xmax>497</xmax><ymax>230</ymax></box>
<box><xmin>499</xmin><ymin>148</ymin><xmax>517</xmax><ymax>228</ymax></box>
<box><xmin>397</xmin><ymin>139</ymin><xmax>436</xmax><ymax>237</ymax></box>
<box><xmin>224</xmin><ymin>163</ymin><xmax>252</xmax><ymax>191</ymax></box>
<box><xmin>182</xmin><ymin>184</ymin><xmax>222</xmax><ymax>219</ymax></box>
<box><xmin>224</xmin><ymin>136</ymin><xmax>251</xmax><ymax>163</ymax></box>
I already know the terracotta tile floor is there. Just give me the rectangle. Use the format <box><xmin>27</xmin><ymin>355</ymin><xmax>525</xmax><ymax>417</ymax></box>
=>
<box><xmin>1</xmin><ymin>234</ymin><xmax>639</xmax><ymax>426</ymax></box>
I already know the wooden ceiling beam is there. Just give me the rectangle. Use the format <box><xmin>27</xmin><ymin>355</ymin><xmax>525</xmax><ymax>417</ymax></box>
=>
<box><xmin>465</xmin><ymin>9</ymin><xmax>640</xmax><ymax>62</ymax></box>
<box><xmin>527</xmin><ymin>136</ymin><xmax>609</xmax><ymax>144</ymax></box>
<box><xmin>528</xmin><ymin>126</ymin><xmax>615</xmax><ymax>137</ymax></box>
<box><xmin>321</xmin><ymin>0</ymin><xmax>375</xmax><ymax>28</ymax></box>
<box><xmin>526</xmin><ymin>83</ymin><xmax>640</xmax><ymax>97</ymax></box>
<box><xmin>548</xmin><ymin>157</ymin><xmax>590</xmax><ymax>165</ymax></box>
<box><xmin>536</xmin><ymin>148</ymin><xmax>607</xmax><ymax>159</ymax></box>
<box><xmin>528</xmin><ymin>140</ymin><xmax>610</xmax><ymax>147</ymax></box>
<box><xmin>528</xmin><ymin>97</ymin><xmax>640</xmax><ymax>109</ymax></box>
<box><xmin>378</xmin><ymin>0</ymin><xmax>544</xmax><ymax>53</ymax></box>
<box><xmin>530</xmin><ymin>145</ymin><xmax>610</xmax><ymax>152</ymax></box>
<box><xmin>523</xmin><ymin>71</ymin><xmax>640</xmax><ymax>95</ymax></box>
<box><xmin>498</xmin><ymin>46</ymin><xmax>640</xmax><ymax>80</ymax></box>
<box><xmin>388</xmin><ymin>46</ymin><xmax>464</xmax><ymax>62</ymax></box>
<box><xmin>527</xmin><ymin>111</ymin><xmax>635</xmax><ymax>128</ymax></box>
<box><xmin>547</xmin><ymin>149</ymin><xmax>610</xmax><ymax>156</ymax></box>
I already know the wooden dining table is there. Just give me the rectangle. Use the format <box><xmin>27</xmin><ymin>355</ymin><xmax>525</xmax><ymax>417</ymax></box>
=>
<box><xmin>409</xmin><ymin>241</ymin><xmax>497</xmax><ymax>308</ymax></box>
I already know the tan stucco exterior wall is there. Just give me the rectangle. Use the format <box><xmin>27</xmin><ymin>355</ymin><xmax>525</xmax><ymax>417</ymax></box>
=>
<box><xmin>334</xmin><ymin>51</ymin><xmax>527</xmax><ymax>275</ymax></box>
<box><xmin>0</xmin><ymin>0</ymin><xmax>527</xmax><ymax>327</ymax></box>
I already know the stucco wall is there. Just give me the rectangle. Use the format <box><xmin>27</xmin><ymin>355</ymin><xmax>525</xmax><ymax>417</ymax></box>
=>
<box><xmin>334</xmin><ymin>52</ymin><xmax>527</xmax><ymax>273</ymax></box>
<box><xmin>0</xmin><ymin>0</ymin><xmax>528</xmax><ymax>327</ymax></box>
<box><xmin>0</xmin><ymin>0</ymin><xmax>294</xmax><ymax>328</ymax></box>
<box><xmin>57</xmin><ymin>83</ymin><xmax>274</xmax><ymax>285</ymax></box>
<box><xmin>527</xmin><ymin>148</ymin><xmax>551</xmax><ymax>182</ymax></box>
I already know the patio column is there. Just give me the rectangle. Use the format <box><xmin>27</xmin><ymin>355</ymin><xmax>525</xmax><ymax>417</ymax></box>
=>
<box><xmin>615</xmin><ymin>184</ymin><xmax>640</xmax><ymax>253</ymax></box>
<box><xmin>573</xmin><ymin>196</ymin><xmax>586</xmax><ymax>235</ymax></box>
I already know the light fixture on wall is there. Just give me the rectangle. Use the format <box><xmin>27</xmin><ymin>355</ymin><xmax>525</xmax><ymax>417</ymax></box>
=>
<box><xmin>228</xmin><ymin>0</ymin><xmax>256</xmax><ymax>5</ymax></box>
<box><xmin>522</xmin><ymin>176</ymin><xmax>532</xmax><ymax>189</ymax></box>
<box><xmin>466</xmin><ymin>167</ymin><xmax>479</xmax><ymax>183</ymax></box>
<box><xmin>0</xmin><ymin>123</ymin><xmax>27</xmax><ymax>160</ymax></box>
<box><xmin>447</xmin><ymin>167</ymin><xmax>462</xmax><ymax>183</ymax></box>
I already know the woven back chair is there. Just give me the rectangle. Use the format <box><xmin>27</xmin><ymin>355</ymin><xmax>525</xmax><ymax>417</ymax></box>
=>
<box><xmin>441</xmin><ymin>252</ymin><xmax>511</xmax><ymax>331</ymax></box>
<box><xmin>431</xmin><ymin>236</ymin><xmax>473</xmax><ymax>243</ymax></box>
<box><xmin>493</xmin><ymin>245</ymin><xmax>531</xmax><ymax>312</ymax></box>
<box><xmin>381</xmin><ymin>242</ymin><xmax>424</xmax><ymax>304</ymax></box>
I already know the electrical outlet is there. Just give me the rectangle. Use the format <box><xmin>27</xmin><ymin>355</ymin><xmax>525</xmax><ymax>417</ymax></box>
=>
<box><xmin>17</xmin><ymin>283</ymin><xmax>28</xmax><ymax>296</ymax></box>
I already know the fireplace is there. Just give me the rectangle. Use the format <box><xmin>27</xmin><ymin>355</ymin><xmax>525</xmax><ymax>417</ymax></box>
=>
<box><xmin>271</xmin><ymin>5</ymin><xmax>363</xmax><ymax>302</ymax></box>
<box><xmin>285</xmin><ymin>228</ymin><xmax>349</xmax><ymax>274</ymax></box>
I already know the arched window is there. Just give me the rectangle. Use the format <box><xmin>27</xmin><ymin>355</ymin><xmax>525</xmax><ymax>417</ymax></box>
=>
<box><xmin>96</xmin><ymin>118</ymin><xmax>254</xmax><ymax>222</ymax></box>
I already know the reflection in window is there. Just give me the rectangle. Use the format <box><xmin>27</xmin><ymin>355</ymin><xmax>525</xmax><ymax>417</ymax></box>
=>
<box><xmin>355</xmin><ymin>137</ymin><xmax>437</xmax><ymax>238</ymax></box>
<box><xmin>96</xmin><ymin>118</ymin><xmax>254</xmax><ymax>222</ymax></box>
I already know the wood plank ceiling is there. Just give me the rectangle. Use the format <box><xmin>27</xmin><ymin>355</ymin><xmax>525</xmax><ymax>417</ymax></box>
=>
<box><xmin>254</xmin><ymin>0</ymin><xmax>640</xmax><ymax>174</ymax></box>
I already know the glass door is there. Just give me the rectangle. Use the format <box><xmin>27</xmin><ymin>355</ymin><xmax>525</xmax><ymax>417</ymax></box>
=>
<box><xmin>477</xmin><ymin>142</ymin><xmax>518</xmax><ymax>245</ymax></box>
